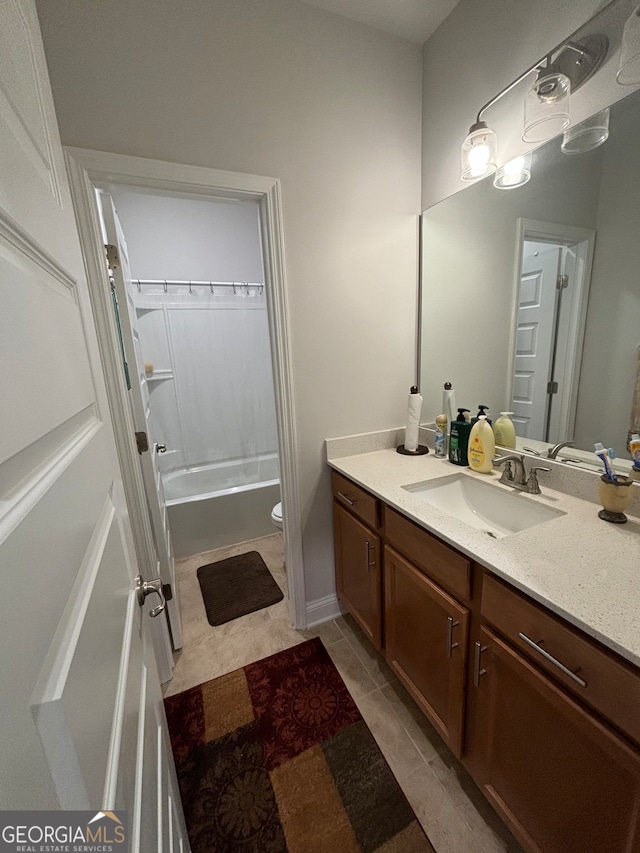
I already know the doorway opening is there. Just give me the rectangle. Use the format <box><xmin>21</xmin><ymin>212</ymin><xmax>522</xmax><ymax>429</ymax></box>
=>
<box><xmin>66</xmin><ymin>149</ymin><xmax>306</xmax><ymax>685</ymax></box>
<box><xmin>509</xmin><ymin>219</ymin><xmax>595</xmax><ymax>444</ymax></box>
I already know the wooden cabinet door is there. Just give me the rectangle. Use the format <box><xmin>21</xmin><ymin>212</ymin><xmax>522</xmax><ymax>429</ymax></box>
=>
<box><xmin>384</xmin><ymin>546</ymin><xmax>469</xmax><ymax>757</ymax></box>
<box><xmin>333</xmin><ymin>502</ymin><xmax>381</xmax><ymax>649</ymax></box>
<box><xmin>472</xmin><ymin>626</ymin><xmax>640</xmax><ymax>853</ymax></box>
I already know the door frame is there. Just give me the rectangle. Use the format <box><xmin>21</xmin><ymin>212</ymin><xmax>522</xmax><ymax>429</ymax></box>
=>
<box><xmin>507</xmin><ymin>218</ymin><xmax>595</xmax><ymax>444</ymax></box>
<box><xmin>64</xmin><ymin>147</ymin><xmax>306</xmax><ymax>630</ymax></box>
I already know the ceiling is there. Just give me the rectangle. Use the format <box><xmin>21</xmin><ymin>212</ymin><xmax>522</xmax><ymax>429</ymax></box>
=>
<box><xmin>298</xmin><ymin>0</ymin><xmax>461</xmax><ymax>44</ymax></box>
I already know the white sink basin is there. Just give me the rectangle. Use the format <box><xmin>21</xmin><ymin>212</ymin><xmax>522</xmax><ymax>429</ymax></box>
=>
<box><xmin>402</xmin><ymin>473</ymin><xmax>565</xmax><ymax>539</ymax></box>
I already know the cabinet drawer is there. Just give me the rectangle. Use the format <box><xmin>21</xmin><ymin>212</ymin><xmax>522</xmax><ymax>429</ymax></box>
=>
<box><xmin>384</xmin><ymin>507</ymin><xmax>471</xmax><ymax>601</ymax></box>
<box><xmin>482</xmin><ymin>573</ymin><xmax>640</xmax><ymax>746</ymax></box>
<box><xmin>331</xmin><ymin>471</ymin><xmax>380</xmax><ymax>530</ymax></box>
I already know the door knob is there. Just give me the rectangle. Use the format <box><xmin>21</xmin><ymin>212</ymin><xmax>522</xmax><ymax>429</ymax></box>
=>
<box><xmin>136</xmin><ymin>575</ymin><xmax>166</xmax><ymax>617</ymax></box>
<box><xmin>155</xmin><ymin>442</ymin><xmax>167</xmax><ymax>453</ymax></box>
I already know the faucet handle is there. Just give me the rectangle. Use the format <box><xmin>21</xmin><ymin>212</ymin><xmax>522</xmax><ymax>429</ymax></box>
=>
<box><xmin>526</xmin><ymin>465</ymin><xmax>551</xmax><ymax>494</ymax></box>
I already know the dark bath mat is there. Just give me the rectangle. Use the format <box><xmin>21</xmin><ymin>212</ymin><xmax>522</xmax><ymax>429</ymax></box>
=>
<box><xmin>197</xmin><ymin>550</ymin><xmax>283</xmax><ymax>626</ymax></box>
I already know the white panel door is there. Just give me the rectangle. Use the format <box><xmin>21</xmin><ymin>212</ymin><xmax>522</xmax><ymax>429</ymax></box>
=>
<box><xmin>100</xmin><ymin>193</ymin><xmax>182</xmax><ymax>650</ymax></box>
<box><xmin>0</xmin><ymin>2</ymin><xmax>188</xmax><ymax>849</ymax></box>
<box><xmin>510</xmin><ymin>245</ymin><xmax>560</xmax><ymax>439</ymax></box>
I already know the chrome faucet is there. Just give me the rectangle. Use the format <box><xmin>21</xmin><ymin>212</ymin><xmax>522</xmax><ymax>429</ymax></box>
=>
<box><xmin>493</xmin><ymin>454</ymin><xmax>550</xmax><ymax>495</ymax></box>
<box><xmin>546</xmin><ymin>440</ymin><xmax>574</xmax><ymax>459</ymax></box>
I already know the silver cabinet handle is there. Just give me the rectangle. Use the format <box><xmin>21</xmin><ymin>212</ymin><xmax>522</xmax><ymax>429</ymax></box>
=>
<box><xmin>136</xmin><ymin>575</ymin><xmax>166</xmax><ymax>617</ymax></box>
<box><xmin>365</xmin><ymin>540</ymin><xmax>376</xmax><ymax>572</ymax></box>
<box><xmin>474</xmin><ymin>641</ymin><xmax>488</xmax><ymax>686</ymax></box>
<box><xmin>518</xmin><ymin>633</ymin><xmax>587</xmax><ymax>687</ymax></box>
<box><xmin>155</xmin><ymin>442</ymin><xmax>167</xmax><ymax>454</ymax></box>
<box><xmin>446</xmin><ymin>616</ymin><xmax>460</xmax><ymax>658</ymax></box>
<box><xmin>337</xmin><ymin>491</ymin><xmax>354</xmax><ymax>506</ymax></box>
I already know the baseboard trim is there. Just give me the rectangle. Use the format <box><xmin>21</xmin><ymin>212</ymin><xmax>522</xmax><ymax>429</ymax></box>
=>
<box><xmin>305</xmin><ymin>593</ymin><xmax>343</xmax><ymax>628</ymax></box>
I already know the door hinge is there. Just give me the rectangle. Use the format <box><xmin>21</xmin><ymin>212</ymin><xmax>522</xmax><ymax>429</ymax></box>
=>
<box><xmin>105</xmin><ymin>243</ymin><xmax>120</xmax><ymax>270</ymax></box>
<box><xmin>547</xmin><ymin>380</ymin><xmax>559</xmax><ymax>394</ymax></box>
<box><xmin>135</xmin><ymin>431</ymin><xmax>149</xmax><ymax>454</ymax></box>
<box><xmin>162</xmin><ymin>583</ymin><xmax>173</xmax><ymax>602</ymax></box>
<box><xmin>556</xmin><ymin>274</ymin><xmax>568</xmax><ymax>290</ymax></box>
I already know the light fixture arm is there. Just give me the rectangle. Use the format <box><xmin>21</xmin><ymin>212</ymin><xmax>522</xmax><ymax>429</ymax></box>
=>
<box><xmin>476</xmin><ymin>55</ymin><xmax>552</xmax><ymax>124</ymax></box>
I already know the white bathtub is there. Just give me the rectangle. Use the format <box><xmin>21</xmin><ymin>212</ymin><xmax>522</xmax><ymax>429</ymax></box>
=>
<box><xmin>164</xmin><ymin>455</ymin><xmax>281</xmax><ymax>557</ymax></box>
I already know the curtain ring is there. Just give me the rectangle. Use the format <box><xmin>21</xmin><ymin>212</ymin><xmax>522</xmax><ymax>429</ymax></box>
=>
<box><xmin>163</xmin><ymin>280</ymin><xmax>168</xmax><ymax>294</ymax></box>
<box><xmin>188</xmin><ymin>281</ymin><xmax>193</xmax><ymax>295</ymax></box>
<box><xmin>136</xmin><ymin>279</ymin><xmax>141</xmax><ymax>293</ymax></box>
<box><xmin>210</xmin><ymin>283</ymin><xmax>214</xmax><ymax>294</ymax></box>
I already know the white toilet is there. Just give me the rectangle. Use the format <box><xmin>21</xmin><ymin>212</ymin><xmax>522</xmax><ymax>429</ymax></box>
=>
<box><xmin>271</xmin><ymin>501</ymin><xmax>283</xmax><ymax>531</ymax></box>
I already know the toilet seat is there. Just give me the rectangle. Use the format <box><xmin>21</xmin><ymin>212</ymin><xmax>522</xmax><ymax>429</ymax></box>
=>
<box><xmin>271</xmin><ymin>502</ymin><xmax>283</xmax><ymax>528</ymax></box>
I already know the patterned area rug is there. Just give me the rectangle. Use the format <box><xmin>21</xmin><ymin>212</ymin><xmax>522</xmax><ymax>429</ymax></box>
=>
<box><xmin>164</xmin><ymin>637</ymin><xmax>435</xmax><ymax>852</ymax></box>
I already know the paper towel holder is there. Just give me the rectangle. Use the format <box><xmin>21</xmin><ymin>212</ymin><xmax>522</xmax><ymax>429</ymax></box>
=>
<box><xmin>397</xmin><ymin>385</ymin><xmax>429</xmax><ymax>455</ymax></box>
<box><xmin>397</xmin><ymin>444</ymin><xmax>429</xmax><ymax>456</ymax></box>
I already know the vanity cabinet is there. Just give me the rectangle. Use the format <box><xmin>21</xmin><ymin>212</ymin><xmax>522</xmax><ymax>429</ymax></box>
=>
<box><xmin>472</xmin><ymin>625</ymin><xmax>640</xmax><ymax>853</ymax></box>
<box><xmin>332</xmin><ymin>472</ymin><xmax>382</xmax><ymax>650</ymax></box>
<box><xmin>384</xmin><ymin>545</ymin><xmax>468</xmax><ymax>756</ymax></box>
<box><xmin>472</xmin><ymin>574</ymin><xmax>640</xmax><ymax>852</ymax></box>
<box><xmin>330</xmin><ymin>469</ymin><xmax>640</xmax><ymax>853</ymax></box>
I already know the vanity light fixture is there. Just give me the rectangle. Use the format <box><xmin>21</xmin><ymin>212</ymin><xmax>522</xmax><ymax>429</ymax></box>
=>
<box><xmin>493</xmin><ymin>153</ymin><xmax>532</xmax><ymax>189</ymax></box>
<box><xmin>617</xmin><ymin>4</ymin><xmax>640</xmax><ymax>84</ymax></box>
<box><xmin>561</xmin><ymin>108</ymin><xmax>610</xmax><ymax>154</ymax></box>
<box><xmin>460</xmin><ymin>121</ymin><xmax>497</xmax><ymax>181</ymax></box>
<box><xmin>460</xmin><ymin>34</ymin><xmax>608</xmax><ymax>181</ymax></box>
<box><xmin>522</xmin><ymin>70</ymin><xmax>571</xmax><ymax>143</ymax></box>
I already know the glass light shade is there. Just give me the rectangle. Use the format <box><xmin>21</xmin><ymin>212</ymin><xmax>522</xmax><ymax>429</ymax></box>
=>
<box><xmin>522</xmin><ymin>72</ymin><xmax>571</xmax><ymax>143</ymax></box>
<box><xmin>561</xmin><ymin>108</ymin><xmax>610</xmax><ymax>154</ymax></box>
<box><xmin>493</xmin><ymin>153</ymin><xmax>532</xmax><ymax>189</ymax></box>
<box><xmin>460</xmin><ymin>121</ymin><xmax>497</xmax><ymax>181</ymax></box>
<box><xmin>617</xmin><ymin>6</ymin><xmax>640</xmax><ymax>85</ymax></box>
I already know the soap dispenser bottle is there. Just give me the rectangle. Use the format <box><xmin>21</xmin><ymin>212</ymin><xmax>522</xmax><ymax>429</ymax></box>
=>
<box><xmin>493</xmin><ymin>412</ymin><xmax>517</xmax><ymax>449</ymax></box>
<box><xmin>471</xmin><ymin>405</ymin><xmax>492</xmax><ymax>426</ymax></box>
<box><xmin>449</xmin><ymin>408</ymin><xmax>471</xmax><ymax>466</ymax></box>
<box><xmin>468</xmin><ymin>415</ymin><xmax>495</xmax><ymax>473</ymax></box>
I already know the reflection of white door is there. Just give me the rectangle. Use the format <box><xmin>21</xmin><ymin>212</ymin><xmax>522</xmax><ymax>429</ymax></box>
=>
<box><xmin>100</xmin><ymin>194</ymin><xmax>183</xmax><ymax>651</ymax></box>
<box><xmin>0</xmin><ymin>2</ymin><xmax>187</xmax><ymax>847</ymax></box>
<box><xmin>511</xmin><ymin>244</ymin><xmax>560</xmax><ymax>438</ymax></box>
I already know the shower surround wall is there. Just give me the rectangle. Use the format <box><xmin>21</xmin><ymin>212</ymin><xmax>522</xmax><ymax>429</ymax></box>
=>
<box><xmin>112</xmin><ymin>190</ymin><xmax>280</xmax><ymax>556</ymax></box>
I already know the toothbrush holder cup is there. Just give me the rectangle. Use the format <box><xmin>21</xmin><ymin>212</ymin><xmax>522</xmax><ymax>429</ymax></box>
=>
<box><xmin>598</xmin><ymin>475</ymin><xmax>634</xmax><ymax>523</ymax></box>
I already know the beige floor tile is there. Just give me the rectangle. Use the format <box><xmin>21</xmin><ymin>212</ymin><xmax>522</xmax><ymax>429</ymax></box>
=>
<box><xmin>380</xmin><ymin>682</ymin><xmax>443</xmax><ymax>764</ymax></box>
<box><xmin>343</xmin><ymin>627</ymin><xmax>399</xmax><ymax>688</ymax></box>
<box><xmin>353</xmin><ymin>688</ymin><xmax>426</xmax><ymax>782</ymax></box>
<box><xmin>402</xmin><ymin>764</ymin><xmax>479</xmax><ymax>853</ymax></box>
<box><xmin>297</xmin><ymin>618</ymin><xmax>344</xmax><ymax>648</ymax></box>
<box><xmin>325</xmin><ymin>638</ymin><xmax>379</xmax><ymax>701</ymax></box>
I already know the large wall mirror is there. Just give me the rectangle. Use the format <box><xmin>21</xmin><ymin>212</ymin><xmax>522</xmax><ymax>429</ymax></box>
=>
<box><xmin>419</xmin><ymin>5</ymin><xmax>640</xmax><ymax>469</ymax></box>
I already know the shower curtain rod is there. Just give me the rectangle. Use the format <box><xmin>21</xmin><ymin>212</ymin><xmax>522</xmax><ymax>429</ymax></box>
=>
<box><xmin>132</xmin><ymin>278</ymin><xmax>264</xmax><ymax>294</ymax></box>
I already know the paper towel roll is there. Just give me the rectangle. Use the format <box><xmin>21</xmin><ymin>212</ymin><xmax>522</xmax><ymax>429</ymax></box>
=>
<box><xmin>404</xmin><ymin>388</ymin><xmax>423</xmax><ymax>452</ymax></box>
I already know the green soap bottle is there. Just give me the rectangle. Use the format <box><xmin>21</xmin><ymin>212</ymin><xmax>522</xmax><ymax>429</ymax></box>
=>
<box><xmin>449</xmin><ymin>408</ymin><xmax>471</xmax><ymax>466</ymax></box>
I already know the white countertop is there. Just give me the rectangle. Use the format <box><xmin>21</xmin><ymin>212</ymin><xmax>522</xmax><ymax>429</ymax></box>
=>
<box><xmin>328</xmin><ymin>445</ymin><xmax>640</xmax><ymax>668</ymax></box>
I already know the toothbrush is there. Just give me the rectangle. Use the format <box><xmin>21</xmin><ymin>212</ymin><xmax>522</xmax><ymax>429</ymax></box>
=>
<box><xmin>594</xmin><ymin>443</ymin><xmax>617</xmax><ymax>482</ymax></box>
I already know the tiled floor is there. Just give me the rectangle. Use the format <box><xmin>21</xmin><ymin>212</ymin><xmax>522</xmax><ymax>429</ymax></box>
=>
<box><xmin>164</xmin><ymin>533</ymin><xmax>523</xmax><ymax>853</ymax></box>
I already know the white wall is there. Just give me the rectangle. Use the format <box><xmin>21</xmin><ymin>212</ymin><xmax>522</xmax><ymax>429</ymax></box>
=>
<box><xmin>36</xmin><ymin>0</ymin><xmax>423</xmax><ymax>606</ymax></box>
<box><xmin>110</xmin><ymin>190</ymin><xmax>264</xmax><ymax>282</ymax></box>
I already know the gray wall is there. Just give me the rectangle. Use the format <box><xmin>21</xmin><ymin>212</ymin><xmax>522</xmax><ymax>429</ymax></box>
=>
<box><xmin>36</xmin><ymin>0</ymin><xmax>423</xmax><ymax>609</ymax></box>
